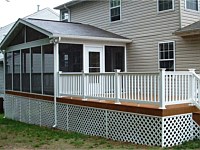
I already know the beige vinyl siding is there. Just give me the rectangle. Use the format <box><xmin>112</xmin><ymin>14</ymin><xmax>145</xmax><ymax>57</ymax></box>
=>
<box><xmin>69</xmin><ymin>0</ymin><xmax>200</xmax><ymax>72</ymax></box>
<box><xmin>70</xmin><ymin>0</ymin><xmax>180</xmax><ymax>72</ymax></box>
<box><xmin>176</xmin><ymin>35</ymin><xmax>200</xmax><ymax>72</ymax></box>
<box><xmin>181</xmin><ymin>0</ymin><xmax>200</xmax><ymax>27</ymax></box>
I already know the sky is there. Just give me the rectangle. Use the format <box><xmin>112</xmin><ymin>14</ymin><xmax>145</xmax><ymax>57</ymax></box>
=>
<box><xmin>0</xmin><ymin>0</ymin><xmax>70</xmax><ymax>27</ymax></box>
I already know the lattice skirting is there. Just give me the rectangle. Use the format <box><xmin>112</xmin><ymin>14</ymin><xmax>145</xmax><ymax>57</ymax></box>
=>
<box><xmin>3</xmin><ymin>94</ymin><xmax>200</xmax><ymax>147</ymax></box>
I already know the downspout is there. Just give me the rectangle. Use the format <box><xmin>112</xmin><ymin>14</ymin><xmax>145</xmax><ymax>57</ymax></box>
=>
<box><xmin>179</xmin><ymin>0</ymin><xmax>182</xmax><ymax>29</ymax></box>
<box><xmin>52</xmin><ymin>37</ymin><xmax>61</xmax><ymax>128</ymax></box>
<box><xmin>2</xmin><ymin>50</ymin><xmax>6</xmax><ymax>118</ymax></box>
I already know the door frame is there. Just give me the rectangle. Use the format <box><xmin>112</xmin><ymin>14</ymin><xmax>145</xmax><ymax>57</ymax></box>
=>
<box><xmin>84</xmin><ymin>45</ymin><xmax>104</xmax><ymax>73</ymax></box>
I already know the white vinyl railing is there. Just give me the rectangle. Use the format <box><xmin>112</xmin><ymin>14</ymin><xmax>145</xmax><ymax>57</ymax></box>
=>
<box><xmin>189</xmin><ymin>69</ymin><xmax>200</xmax><ymax>109</ymax></box>
<box><xmin>59</xmin><ymin>69</ymin><xmax>200</xmax><ymax>109</ymax></box>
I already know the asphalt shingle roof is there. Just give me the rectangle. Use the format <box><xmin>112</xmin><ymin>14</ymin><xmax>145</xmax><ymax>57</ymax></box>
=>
<box><xmin>25</xmin><ymin>18</ymin><xmax>128</xmax><ymax>39</ymax></box>
<box><xmin>175</xmin><ymin>20</ymin><xmax>200</xmax><ymax>35</ymax></box>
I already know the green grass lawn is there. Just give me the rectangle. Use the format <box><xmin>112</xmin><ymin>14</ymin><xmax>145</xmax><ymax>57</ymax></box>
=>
<box><xmin>0</xmin><ymin>113</ymin><xmax>199</xmax><ymax>149</ymax></box>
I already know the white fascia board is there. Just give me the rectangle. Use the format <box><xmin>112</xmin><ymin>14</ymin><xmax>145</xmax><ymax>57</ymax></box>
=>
<box><xmin>0</xmin><ymin>19</ymin><xmax>52</xmax><ymax>49</ymax></box>
<box><xmin>51</xmin><ymin>34</ymin><xmax>132</xmax><ymax>43</ymax></box>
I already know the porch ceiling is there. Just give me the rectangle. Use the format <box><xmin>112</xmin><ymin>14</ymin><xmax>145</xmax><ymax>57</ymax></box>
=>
<box><xmin>174</xmin><ymin>20</ymin><xmax>200</xmax><ymax>36</ymax></box>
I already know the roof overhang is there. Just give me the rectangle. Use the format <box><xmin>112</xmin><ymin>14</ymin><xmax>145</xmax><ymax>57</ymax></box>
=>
<box><xmin>0</xmin><ymin>19</ymin><xmax>52</xmax><ymax>50</ymax></box>
<box><xmin>54</xmin><ymin>0</ymin><xmax>86</xmax><ymax>9</ymax></box>
<box><xmin>51</xmin><ymin>34</ymin><xmax>132</xmax><ymax>43</ymax></box>
<box><xmin>174</xmin><ymin>29</ymin><xmax>200</xmax><ymax>37</ymax></box>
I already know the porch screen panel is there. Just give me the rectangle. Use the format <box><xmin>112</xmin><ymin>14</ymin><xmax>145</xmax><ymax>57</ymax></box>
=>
<box><xmin>59</xmin><ymin>43</ymin><xmax>83</xmax><ymax>72</ymax></box>
<box><xmin>105</xmin><ymin>46</ymin><xmax>125</xmax><ymax>72</ymax></box>
<box><xmin>31</xmin><ymin>46</ymin><xmax>42</xmax><ymax>94</ymax></box>
<box><xmin>13</xmin><ymin>50</ymin><xmax>20</xmax><ymax>91</ymax></box>
<box><xmin>21</xmin><ymin>49</ymin><xmax>30</xmax><ymax>92</ymax></box>
<box><xmin>5</xmin><ymin>52</ymin><xmax>13</xmax><ymax>90</ymax></box>
<box><xmin>43</xmin><ymin>44</ymin><xmax>54</xmax><ymax>95</ymax></box>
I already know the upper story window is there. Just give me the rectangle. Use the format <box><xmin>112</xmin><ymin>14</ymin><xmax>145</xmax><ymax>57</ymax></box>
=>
<box><xmin>61</xmin><ymin>10</ymin><xmax>69</xmax><ymax>22</ymax></box>
<box><xmin>158</xmin><ymin>41</ymin><xmax>175</xmax><ymax>71</ymax></box>
<box><xmin>110</xmin><ymin>0</ymin><xmax>121</xmax><ymax>22</ymax></box>
<box><xmin>158</xmin><ymin>0</ymin><xmax>174</xmax><ymax>12</ymax></box>
<box><xmin>185</xmin><ymin>0</ymin><xmax>199</xmax><ymax>11</ymax></box>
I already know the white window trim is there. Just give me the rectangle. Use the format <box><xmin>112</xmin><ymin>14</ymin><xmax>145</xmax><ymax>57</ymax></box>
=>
<box><xmin>158</xmin><ymin>41</ymin><xmax>176</xmax><ymax>71</ymax></box>
<box><xmin>60</xmin><ymin>9</ymin><xmax>71</xmax><ymax>22</ymax></box>
<box><xmin>109</xmin><ymin>0</ymin><xmax>122</xmax><ymax>22</ymax></box>
<box><xmin>185</xmin><ymin>0</ymin><xmax>199</xmax><ymax>12</ymax></box>
<box><xmin>157</xmin><ymin>0</ymin><xmax>175</xmax><ymax>13</ymax></box>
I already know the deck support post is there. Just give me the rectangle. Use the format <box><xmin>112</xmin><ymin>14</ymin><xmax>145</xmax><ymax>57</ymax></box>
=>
<box><xmin>159</xmin><ymin>68</ymin><xmax>166</xmax><ymax>109</ymax></box>
<box><xmin>114</xmin><ymin>69</ymin><xmax>121</xmax><ymax>104</ymax></box>
<box><xmin>82</xmin><ymin>70</ymin><xmax>87</xmax><ymax>101</ymax></box>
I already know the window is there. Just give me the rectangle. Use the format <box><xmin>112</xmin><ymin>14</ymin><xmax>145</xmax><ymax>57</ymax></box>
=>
<box><xmin>186</xmin><ymin>0</ymin><xmax>199</xmax><ymax>11</ymax></box>
<box><xmin>110</xmin><ymin>0</ymin><xmax>121</xmax><ymax>22</ymax></box>
<box><xmin>158</xmin><ymin>41</ymin><xmax>175</xmax><ymax>71</ymax></box>
<box><xmin>61</xmin><ymin>10</ymin><xmax>69</xmax><ymax>22</ymax></box>
<box><xmin>105</xmin><ymin>46</ymin><xmax>125</xmax><ymax>72</ymax></box>
<box><xmin>158</xmin><ymin>0</ymin><xmax>174</xmax><ymax>12</ymax></box>
<box><xmin>59</xmin><ymin>44</ymin><xmax>83</xmax><ymax>72</ymax></box>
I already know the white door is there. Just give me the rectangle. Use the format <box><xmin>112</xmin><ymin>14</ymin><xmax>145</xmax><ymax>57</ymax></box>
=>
<box><xmin>85</xmin><ymin>46</ymin><xmax>104</xmax><ymax>96</ymax></box>
<box><xmin>85</xmin><ymin>46</ymin><xmax>103</xmax><ymax>73</ymax></box>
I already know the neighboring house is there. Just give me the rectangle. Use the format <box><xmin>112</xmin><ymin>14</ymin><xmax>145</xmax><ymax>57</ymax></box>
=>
<box><xmin>0</xmin><ymin>0</ymin><xmax>199</xmax><ymax>148</ymax></box>
<box><xmin>0</xmin><ymin>7</ymin><xmax>59</xmax><ymax>98</ymax></box>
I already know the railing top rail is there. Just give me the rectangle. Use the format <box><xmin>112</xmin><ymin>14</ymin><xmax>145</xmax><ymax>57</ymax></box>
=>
<box><xmin>191</xmin><ymin>72</ymin><xmax>200</xmax><ymax>80</ymax></box>
<box><xmin>118</xmin><ymin>72</ymin><xmax>159</xmax><ymax>75</ymax></box>
<box><xmin>59</xmin><ymin>72</ymin><xmax>82</xmax><ymax>75</ymax></box>
<box><xmin>165</xmin><ymin>71</ymin><xmax>193</xmax><ymax>75</ymax></box>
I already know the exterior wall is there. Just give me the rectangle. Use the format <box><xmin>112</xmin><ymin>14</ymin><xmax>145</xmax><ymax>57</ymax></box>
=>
<box><xmin>180</xmin><ymin>0</ymin><xmax>200</xmax><ymax>28</ymax></box>
<box><xmin>68</xmin><ymin>0</ymin><xmax>200</xmax><ymax>72</ymax></box>
<box><xmin>69</xmin><ymin>0</ymin><xmax>180</xmax><ymax>72</ymax></box>
<box><xmin>176</xmin><ymin>35</ymin><xmax>200</xmax><ymax>72</ymax></box>
<box><xmin>4</xmin><ymin>94</ymin><xmax>200</xmax><ymax>147</ymax></box>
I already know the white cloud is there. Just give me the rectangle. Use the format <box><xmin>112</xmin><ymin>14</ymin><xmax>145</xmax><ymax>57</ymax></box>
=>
<box><xmin>0</xmin><ymin>0</ymin><xmax>69</xmax><ymax>27</ymax></box>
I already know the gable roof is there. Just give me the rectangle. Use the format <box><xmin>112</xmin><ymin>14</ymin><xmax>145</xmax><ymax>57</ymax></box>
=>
<box><xmin>174</xmin><ymin>20</ymin><xmax>200</xmax><ymax>36</ymax></box>
<box><xmin>0</xmin><ymin>18</ymin><xmax>131</xmax><ymax>49</ymax></box>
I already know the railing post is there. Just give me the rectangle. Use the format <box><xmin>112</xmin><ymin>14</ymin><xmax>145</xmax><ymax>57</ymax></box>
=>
<box><xmin>159</xmin><ymin>68</ymin><xmax>166</xmax><ymax>109</ymax></box>
<box><xmin>82</xmin><ymin>70</ymin><xmax>87</xmax><ymax>101</ymax></box>
<box><xmin>189</xmin><ymin>69</ymin><xmax>196</xmax><ymax>101</ymax></box>
<box><xmin>114</xmin><ymin>69</ymin><xmax>121</xmax><ymax>104</ymax></box>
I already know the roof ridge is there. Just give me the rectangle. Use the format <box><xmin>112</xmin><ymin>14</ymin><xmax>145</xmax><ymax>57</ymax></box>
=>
<box><xmin>26</xmin><ymin>18</ymin><xmax>83</xmax><ymax>25</ymax></box>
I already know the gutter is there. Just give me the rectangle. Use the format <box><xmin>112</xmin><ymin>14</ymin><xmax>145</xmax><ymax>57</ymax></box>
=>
<box><xmin>50</xmin><ymin>34</ymin><xmax>132</xmax><ymax>43</ymax></box>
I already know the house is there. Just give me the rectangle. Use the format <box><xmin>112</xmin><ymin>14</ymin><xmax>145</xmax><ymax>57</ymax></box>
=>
<box><xmin>0</xmin><ymin>0</ymin><xmax>199</xmax><ymax>148</ymax></box>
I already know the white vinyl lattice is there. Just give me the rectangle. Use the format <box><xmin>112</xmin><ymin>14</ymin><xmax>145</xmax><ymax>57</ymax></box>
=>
<box><xmin>4</xmin><ymin>95</ymin><xmax>13</xmax><ymax>119</ymax></box>
<box><xmin>107</xmin><ymin>111</ymin><xmax>162</xmax><ymax>146</ymax></box>
<box><xmin>29</xmin><ymin>99</ymin><xmax>41</xmax><ymax>126</ymax></box>
<box><xmin>41</xmin><ymin>101</ymin><xmax>54</xmax><ymax>127</ymax></box>
<box><xmin>20</xmin><ymin>97</ymin><xmax>30</xmax><ymax>123</ymax></box>
<box><xmin>163</xmin><ymin>114</ymin><xmax>193</xmax><ymax>147</ymax></box>
<box><xmin>57</xmin><ymin>103</ymin><xmax>68</xmax><ymax>131</ymax></box>
<box><xmin>3</xmin><ymin>94</ymin><xmax>200</xmax><ymax>147</ymax></box>
<box><xmin>193</xmin><ymin>121</ymin><xmax>200</xmax><ymax>139</ymax></box>
<box><xmin>68</xmin><ymin>105</ymin><xmax>106</xmax><ymax>137</ymax></box>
